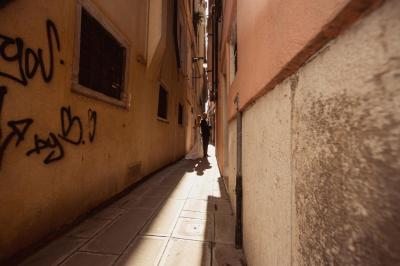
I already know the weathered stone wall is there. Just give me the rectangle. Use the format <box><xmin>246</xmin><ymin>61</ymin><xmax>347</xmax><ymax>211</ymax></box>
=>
<box><xmin>226</xmin><ymin>0</ymin><xmax>400</xmax><ymax>264</ymax></box>
<box><xmin>293</xmin><ymin>0</ymin><xmax>400</xmax><ymax>264</ymax></box>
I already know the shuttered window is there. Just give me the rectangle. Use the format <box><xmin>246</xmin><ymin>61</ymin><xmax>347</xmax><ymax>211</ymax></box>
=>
<box><xmin>79</xmin><ymin>8</ymin><xmax>126</xmax><ymax>100</ymax></box>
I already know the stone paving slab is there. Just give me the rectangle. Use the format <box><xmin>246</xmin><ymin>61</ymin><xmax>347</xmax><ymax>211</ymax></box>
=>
<box><xmin>19</xmin><ymin>146</ymin><xmax>246</xmax><ymax>266</ymax></box>
<box><xmin>180</xmin><ymin>210</ymin><xmax>210</xmax><ymax>220</ymax></box>
<box><xmin>121</xmin><ymin>196</ymin><xmax>164</xmax><ymax>210</ymax></box>
<box><xmin>183</xmin><ymin>198</ymin><xmax>212</xmax><ymax>213</ymax></box>
<box><xmin>81</xmin><ymin>209</ymin><xmax>153</xmax><ymax>254</ymax></box>
<box><xmin>20</xmin><ymin>237</ymin><xmax>86</xmax><ymax>266</ymax></box>
<box><xmin>140</xmin><ymin>199</ymin><xmax>185</xmax><ymax>237</ymax></box>
<box><xmin>172</xmin><ymin>217</ymin><xmax>214</xmax><ymax>242</ymax></box>
<box><xmin>59</xmin><ymin>252</ymin><xmax>117</xmax><ymax>266</ymax></box>
<box><xmin>91</xmin><ymin>207</ymin><xmax>125</xmax><ymax>220</ymax></box>
<box><xmin>159</xmin><ymin>238</ymin><xmax>212</xmax><ymax>266</ymax></box>
<box><xmin>142</xmin><ymin>186</ymin><xmax>174</xmax><ymax>198</ymax></box>
<box><xmin>67</xmin><ymin>218</ymin><xmax>112</xmax><ymax>239</ymax></box>
<box><xmin>115</xmin><ymin>236</ymin><xmax>168</xmax><ymax>266</ymax></box>
<box><xmin>168</xmin><ymin>184</ymin><xmax>192</xmax><ymax>200</ymax></box>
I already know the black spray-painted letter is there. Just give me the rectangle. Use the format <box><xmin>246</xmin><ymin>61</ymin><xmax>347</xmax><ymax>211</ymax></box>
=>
<box><xmin>58</xmin><ymin>106</ymin><xmax>83</xmax><ymax>145</ymax></box>
<box><xmin>0</xmin><ymin>118</ymin><xmax>34</xmax><ymax>168</ymax></box>
<box><xmin>26</xmin><ymin>133</ymin><xmax>64</xmax><ymax>164</ymax></box>
<box><xmin>88</xmin><ymin>109</ymin><xmax>97</xmax><ymax>143</ymax></box>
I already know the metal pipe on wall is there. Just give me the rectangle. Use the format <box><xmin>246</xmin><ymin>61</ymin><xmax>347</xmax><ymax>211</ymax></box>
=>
<box><xmin>211</xmin><ymin>0</ymin><xmax>219</xmax><ymax>102</ymax></box>
<box><xmin>234</xmin><ymin>95</ymin><xmax>243</xmax><ymax>249</ymax></box>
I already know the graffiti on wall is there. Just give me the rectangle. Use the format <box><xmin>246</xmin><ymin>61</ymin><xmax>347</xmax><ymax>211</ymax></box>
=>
<box><xmin>25</xmin><ymin>106</ymin><xmax>97</xmax><ymax>165</ymax></box>
<box><xmin>0</xmin><ymin>85</ymin><xmax>34</xmax><ymax>167</ymax></box>
<box><xmin>0</xmin><ymin>19</ymin><xmax>98</xmax><ymax>168</ymax></box>
<box><xmin>0</xmin><ymin>20</ymin><xmax>63</xmax><ymax>86</ymax></box>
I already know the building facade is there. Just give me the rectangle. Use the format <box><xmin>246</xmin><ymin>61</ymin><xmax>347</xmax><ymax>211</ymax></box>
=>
<box><xmin>0</xmin><ymin>0</ymin><xmax>206</xmax><ymax>260</ymax></box>
<box><xmin>208</xmin><ymin>0</ymin><xmax>400</xmax><ymax>265</ymax></box>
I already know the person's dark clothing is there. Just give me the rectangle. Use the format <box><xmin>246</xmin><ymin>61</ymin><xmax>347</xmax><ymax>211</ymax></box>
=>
<box><xmin>200</xmin><ymin>119</ymin><xmax>210</xmax><ymax>137</ymax></box>
<box><xmin>200</xmin><ymin>119</ymin><xmax>211</xmax><ymax>157</ymax></box>
<box><xmin>202</xmin><ymin>135</ymin><xmax>209</xmax><ymax>157</ymax></box>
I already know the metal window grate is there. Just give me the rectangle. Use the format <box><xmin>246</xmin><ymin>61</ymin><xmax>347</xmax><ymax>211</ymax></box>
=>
<box><xmin>79</xmin><ymin>8</ymin><xmax>126</xmax><ymax>100</ymax></box>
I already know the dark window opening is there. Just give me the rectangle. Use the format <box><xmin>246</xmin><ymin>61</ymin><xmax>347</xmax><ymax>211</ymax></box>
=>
<box><xmin>173</xmin><ymin>0</ymin><xmax>181</xmax><ymax>68</ymax></box>
<box><xmin>192</xmin><ymin>66</ymin><xmax>196</xmax><ymax>90</ymax></box>
<box><xmin>79</xmin><ymin>8</ymin><xmax>126</xmax><ymax>100</ymax></box>
<box><xmin>178</xmin><ymin>104</ymin><xmax>183</xmax><ymax>125</ymax></box>
<box><xmin>0</xmin><ymin>0</ymin><xmax>13</xmax><ymax>9</ymax></box>
<box><xmin>157</xmin><ymin>86</ymin><xmax>168</xmax><ymax>119</ymax></box>
<box><xmin>234</xmin><ymin>42</ymin><xmax>238</xmax><ymax>74</ymax></box>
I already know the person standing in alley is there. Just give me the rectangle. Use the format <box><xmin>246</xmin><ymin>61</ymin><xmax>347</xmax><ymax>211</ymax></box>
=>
<box><xmin>200</xmin><ymin>112</ymin><xmax>211</xmax><ymax>157</ymax></box>
<box><xmin>185</xmin><ymin>115</ymin><xmax>203</xmax><ymax>160</ymax></box>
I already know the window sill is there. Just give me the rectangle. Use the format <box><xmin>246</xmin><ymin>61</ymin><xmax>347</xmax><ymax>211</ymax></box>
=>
<box><xmin>157</xmin><ymin>117</ymin><xmax>169</xmax><ymax>124</ymax></box>
<box><xmin>72</xmin><ymin>83</ymin><xmax>131</xmax><ymax>110</ymax></box>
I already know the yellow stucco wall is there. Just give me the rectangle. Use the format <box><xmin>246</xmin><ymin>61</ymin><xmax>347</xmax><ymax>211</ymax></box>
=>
<box><xmin>0</xmin><ymin>0</ymin><xmax>198</xmax><ymax>259</ymax></box>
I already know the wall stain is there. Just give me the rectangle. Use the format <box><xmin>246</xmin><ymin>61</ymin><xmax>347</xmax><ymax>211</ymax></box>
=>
<box><xmin>294</xmin><ymin>65</ymin><xmax>400</xmax><ymax>265</ymax></box>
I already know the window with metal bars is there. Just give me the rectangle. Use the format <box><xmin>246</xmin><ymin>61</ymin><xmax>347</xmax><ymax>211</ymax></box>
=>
<box><xmin>78</xmin><ymin>8</ymin><xmax>126</xmax><ymax>100</ymax></box>
<box><xmin>157</xmin><ymin>86</ymin><xmax>168</xmax><ymax>120</ymax></box>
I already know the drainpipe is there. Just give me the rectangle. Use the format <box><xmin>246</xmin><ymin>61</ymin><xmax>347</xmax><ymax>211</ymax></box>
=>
<box><xmin>234</xmin><ymin>94</ymin><xmax>243</xmax><ymax>249</ymax></box>
<box><xmin>211</xmin><ymin>0</ymin><xmax>219</xmax><ymax>102</ymax></box>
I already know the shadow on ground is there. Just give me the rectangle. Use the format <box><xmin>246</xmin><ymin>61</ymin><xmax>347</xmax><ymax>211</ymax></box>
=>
<box><xmin>16</xmin><ymin>145</ymin><xmax>246</xmax><ymax>266</ymax></box>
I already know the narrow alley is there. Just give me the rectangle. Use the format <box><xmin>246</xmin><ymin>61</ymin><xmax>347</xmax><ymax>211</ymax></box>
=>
<box><xmin>1</xmin><ymin>0</ymin><xmax>400</xmax><ymax>265</ymax></box>
<box><xmin>17</xmin><ymin>146</ymin><xmax>245</xmax><ymax>266</ymax></box>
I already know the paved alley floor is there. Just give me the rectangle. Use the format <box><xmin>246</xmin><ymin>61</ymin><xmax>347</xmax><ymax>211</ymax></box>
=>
<box><xmin>19</xmin><ymin>147</ymin><xmax>246</xmax><ymax>266</ymax></box>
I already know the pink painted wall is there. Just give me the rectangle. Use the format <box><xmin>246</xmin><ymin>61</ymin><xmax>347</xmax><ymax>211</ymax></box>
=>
<box><xmin>224</xmin><ymin>0</ymin><xmax>349</xmax><ymax>119</ymax></box>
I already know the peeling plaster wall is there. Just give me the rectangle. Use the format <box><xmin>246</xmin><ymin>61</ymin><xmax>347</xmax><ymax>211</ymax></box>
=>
<box><xmin>293</xmin><ymin>1</ymin><xmax>400</xmax><ymax>264</ymax></box>
<box><xmin>226</xmin><ymin>0</ymin><xmax>400</xmax><ymax>265</ymax></box>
